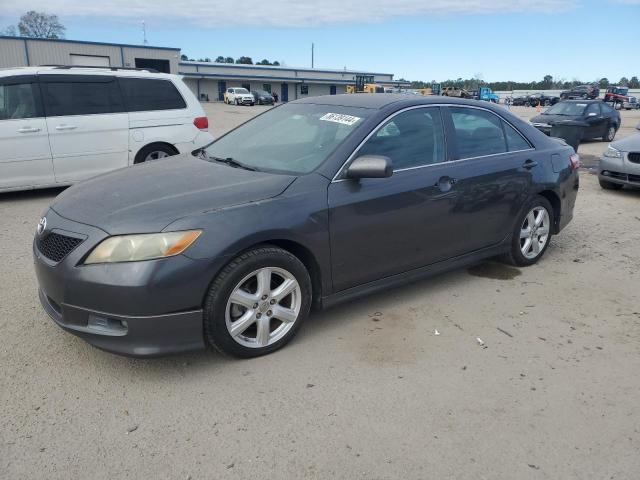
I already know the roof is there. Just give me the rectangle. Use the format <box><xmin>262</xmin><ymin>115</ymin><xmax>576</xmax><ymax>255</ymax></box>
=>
<box><xmin>179</xmin><ymin>61</ymin><xmax>393</xmax><ymax>77</ymax></box>
<box><xmin>292</xmin><ymin>93</ymin><xmax>487</xmax><ymax>109</ymax></box>
<box><xmin>0</xmin><ymin>35</ymin><xmax>180</xmax><ymax>51</ymax></box>
<box><xmin>0</xmin><ymin>65</ymin><xmax>175</xmax><ymax>79</ymax></box>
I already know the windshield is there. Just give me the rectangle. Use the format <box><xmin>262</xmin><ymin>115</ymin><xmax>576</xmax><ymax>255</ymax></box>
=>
<box><xmin>616</xmin><ymin>88</ymin><xmax>629</xmax><ymax>95</ymax></box>
<box><xmin>203</xmin><ymin>103</ymin><xmax>372</xmax><ymax>174</ymax></box>
<box><xmin>235</xmin><ymin>88</ymin><xmax>250</xmax><ymax>94</ymax></box>
<box><xmin>543</xmin><ymin>102</ymin><xmax>587</xmax><ymax>116</ymax></box>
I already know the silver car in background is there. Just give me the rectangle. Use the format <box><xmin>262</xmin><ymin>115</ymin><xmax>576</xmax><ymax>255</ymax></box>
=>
<box><xmin>598</xmin><ymin>122</ymin><xmax>640</xmax><ymax>189</ymax></box>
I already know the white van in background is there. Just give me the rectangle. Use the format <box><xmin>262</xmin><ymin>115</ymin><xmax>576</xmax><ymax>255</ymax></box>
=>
<box><xmin>0</xmin><ymin>66</ymin><xmax>214</xmax><ymax>192</ymax></box>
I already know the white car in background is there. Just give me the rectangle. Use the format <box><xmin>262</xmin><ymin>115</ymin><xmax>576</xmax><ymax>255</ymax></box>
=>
<box><xmin>0</xmin><ymin>66</ymin><xmax>213</xmax><ymax>193</ymax></box>
<box><xmin>224</xmin><ymin>87</ymin><xmax>255</xmax><ymax>106</ymax></box>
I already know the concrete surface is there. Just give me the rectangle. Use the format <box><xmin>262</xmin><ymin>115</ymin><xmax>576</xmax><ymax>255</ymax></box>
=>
<box><xmin>1</xmin><ymin>101</ymin><xmax>640</xmax><ymax>480</ymax></box>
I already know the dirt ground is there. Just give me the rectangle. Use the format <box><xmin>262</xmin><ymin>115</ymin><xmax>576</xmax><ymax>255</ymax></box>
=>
<box><xmin>1</xmin><ymin>101</ymin><xmax>639</xmax><ymax>480</ymax></box>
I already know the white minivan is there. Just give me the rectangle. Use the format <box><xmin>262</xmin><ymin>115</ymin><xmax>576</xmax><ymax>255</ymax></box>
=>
<box><xmin>0</xmin><ymin>66</ymin><xmax>214</xmax><ymax>192</ymax></box>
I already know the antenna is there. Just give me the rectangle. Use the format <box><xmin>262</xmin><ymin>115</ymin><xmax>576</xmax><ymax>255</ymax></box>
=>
<box><xmin>311</xmin><ymin>43</ymin><xmax>314</xmax><ymax>69</ymax></box>
<box><xmin>142</xmin><ymin>20</ymin><xmax>148</xmax><ymax>45</ymax></box>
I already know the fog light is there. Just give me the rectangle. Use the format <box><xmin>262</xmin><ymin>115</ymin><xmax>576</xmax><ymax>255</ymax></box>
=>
<box><xmin>88</xmin><ymin>315</ymin><xmax>128</xmax><ymax>335</ymax></box>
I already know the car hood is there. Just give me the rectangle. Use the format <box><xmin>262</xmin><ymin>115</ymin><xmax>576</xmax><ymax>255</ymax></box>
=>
<box><xmin>611</xmin><ymin>133</ymin><xmax>640</xmax><ymax>152</ymax></box>
<box><xmin>530</xmin><ymin>114</ymin><xmax>582</xmax><ymax>125</ymax></box>
<box><xmin>50</xmin><ymin>154</ymin><xmax>296</xmax><ymax>234</ymax></box>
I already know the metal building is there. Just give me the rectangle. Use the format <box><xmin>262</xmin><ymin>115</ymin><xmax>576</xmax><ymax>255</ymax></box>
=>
<box><xmin>0</xmin><ymin>36</ymin><xmax>180</xmax><ymax>73</ymax></box>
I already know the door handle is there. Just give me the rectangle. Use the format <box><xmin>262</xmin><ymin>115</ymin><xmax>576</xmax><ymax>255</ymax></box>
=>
<box><xmin>55</xmin><ymin>125</ymin><xmax>77</xmax><ymax>131</ymax></box>
<box><xmin>436</xmin><ymin>176</ymin><xmax>457</xmax><ymax>192</ymax></box>
<box><xmin>18</xmin><ymin>127</ymin><xmax>41</xmax><ymax>133</ymax></box>
<box><xmin>523</xmin><ymin>159</ymin><xmax>538</xmax><ymax>169</ymax></box>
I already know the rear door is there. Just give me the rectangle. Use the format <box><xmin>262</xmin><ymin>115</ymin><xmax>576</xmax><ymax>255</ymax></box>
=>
<box><xmin>40</xmin><ymin>74</ymin><xmax>129</xmax><ymax>183</ymax></box>
<box><xmin>0</xmin><ymin>75</ymin><xmax>54</xmax><ymax>190</ymax></box>
<box><xmin>439</xmin><ymin>106</ymin><xmax>534</xmax><ymax>257</ymax></box>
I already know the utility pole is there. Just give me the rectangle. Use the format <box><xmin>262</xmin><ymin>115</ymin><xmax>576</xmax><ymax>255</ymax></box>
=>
<box><xmin>142</xmin><ymin>20</ymin><xmax>148</xmax><ymax>45</ymax></box>
<box><xmin>311</xmin><ymin>43</ymin><xmax>314</xmax><ymax>69</ymax></box>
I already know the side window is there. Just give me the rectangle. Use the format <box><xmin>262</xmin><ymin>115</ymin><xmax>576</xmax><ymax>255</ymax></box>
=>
<box><xmin>601</xmin><ymin>103</ymin><xmax>614</xmax><ymax>114</ymax></box>
<box><xmin>450</xmin><ymin>107</ymin><xmax>506</xmax><ymax>158</ymax></box>
<box><xmin>0</xmin><ymin>81</ymin><xmax>41</xmax><ymax>120</ymax></box>
<box><xmin>358</xmin><ymin>107</ymin><xmax>445</xmax><ymax>170</ymax></box>
<box><xmin>503</xmin><ymin>121</ymin><xmax>531</xmax><ymax>151</ymax></box>
<box><xmin>40</xmin><ymin>76</ymin><xmax>124</xmax><ymax>116</ymax></box>
<box><xmin>119</xmin><ymin>78</ymin><xmax>187</xmax><ymax>112</ymax></box>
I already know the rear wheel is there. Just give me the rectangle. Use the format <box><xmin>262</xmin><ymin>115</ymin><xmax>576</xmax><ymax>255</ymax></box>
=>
<box><xmin>134</xmin><ymin>143</ymin><xmax>177</xmax><ymax>164</ymax></box>
<box><xmin>501</xmin><ymin>196</ymin><xmax>553</xmax><ymax>267</ymax></box>
<box><xmin>603</xmin><ymin>124</ymin><xmax>616</xmax><ymax>142</ymax></box>
<box><xmin>203</xmin><ymin>246</ymin><xmax>312</xmax><ymax>358</ymax></box>
<box><xmin>599</xmin><ymin>178</ymin><xmax>623</xmax><ymax>190</ymax></box>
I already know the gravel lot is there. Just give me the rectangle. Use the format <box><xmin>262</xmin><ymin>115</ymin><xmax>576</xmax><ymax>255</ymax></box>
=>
<box><xmin>1</xmin><ymin>101</ymin><xmax>639</xmax><ymax>480</ymax></box>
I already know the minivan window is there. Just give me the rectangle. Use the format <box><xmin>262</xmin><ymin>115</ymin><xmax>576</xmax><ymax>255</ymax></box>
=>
<box><xmin>359</xmin><ymin>107</ymin><xmax>445</xmax><ymax>169</ymax></box>
<box><xmin>450</xmin><ymin>107</ymin><xmax>507</xmax><ymax>158</ymax></box>
<box><xmin>119</xmin><ymin>78</ymin><xmax>186</xmax><ymax>112</ymax></box>
<box><xmin>0</xmin><ymin>82</ymin><xmax>40</xmax><ymax>120</ymax></box>
<box><xmin>41</xmin><ymin>76</ymin><xmax>124</xmax><ymax>116</ymax></box>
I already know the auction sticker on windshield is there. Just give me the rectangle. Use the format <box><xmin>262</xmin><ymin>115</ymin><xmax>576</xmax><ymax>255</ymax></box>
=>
<box><xmin>319</xmin><ymin>113</ymin><xmax>361</xmax><ymax>126</ymax></box>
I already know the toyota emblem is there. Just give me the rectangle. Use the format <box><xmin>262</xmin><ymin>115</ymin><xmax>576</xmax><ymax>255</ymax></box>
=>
<box><xmin>37</xmin><ymin>217</ymin><xmax>47</xmax><ymax>235</ymax></box>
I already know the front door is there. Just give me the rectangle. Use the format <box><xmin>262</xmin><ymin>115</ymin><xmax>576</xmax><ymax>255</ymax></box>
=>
<box><xmin>281</xmin><ymin>83</ymin><xmax>288</xmax><ymax>102</ymax></box>
<box><xmin>328</xmin><ymin>106</ymin><xmax>453</xmax><ymax>292</ymax></box>
<box><xmin>218</xmin><ymin>81</ymin><xmax>226</xmax><ymax>101</ymax></box>
<box><xmin>0</xmin><ymin>75</ymin><xmax>54</xmax><ymax>190</ymax></box>
<box><xmin>584</xmin><ymin>102</ymin><xmax>606</xmax><ymax>138</ymax></box>
<box><xmin>40</xmin><ymin>74</ymin><xmax>129</xmax><ymax>183</ymax></box>
<box><xmin>330</xmin><ymin>85</ymin><xmax>337</xmax><ymax>95</ymax></box>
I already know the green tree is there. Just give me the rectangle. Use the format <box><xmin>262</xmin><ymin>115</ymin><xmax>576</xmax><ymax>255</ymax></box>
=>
<box><xmin>224</xmin><ymin>57</ymin><xmax>234</xmax><ymax>64</ymax></box>
<box><xmin>180</xmin><ymin>54</ymin><xmax>188</xmax><ymax>61</ymax></box>
<box><xmin>17</xmin><ymin>11</ymin><xmax>65</xmax><ymax>38</ymax></box>
<box><xmin>236</xmin><ymin>56</ymin><xmax>253</xmax><ymax>65</ymax></box>
<box><xmin>629</xmin><ymin>76</ymin><xmax>640</xmax><ymax>88</ymax></box>
<box><xmin>272</xmin><ymin>61</ymin><xmax>280</xmax><ymax>66</ymax></box>
<box><xmin>257</xmin><ymin>59</ymin><xmax>271</xmax><ymax>65</ymax></box>
<box><xmin>542</xmin><ymin>75</ymin><xmax>553</xmax><ymax>88</ymax></box>
<box><xmin>618</xmin><ymin>77</ymin><xmax>629</xmax><ymax>86</ymax></box>
<box><xmin>599</xmin><ymin>78</ymin><xmax>609</xmax><ymax>88</ymax></box>
<box><xmin>215</xmin><ymin>56</ymin><xmax>225</xmax><ymax>63</ymax></box>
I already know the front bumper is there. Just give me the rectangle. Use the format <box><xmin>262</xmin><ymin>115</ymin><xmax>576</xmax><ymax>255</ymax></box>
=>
<box><xmin>33</xmin><ymin>208</ymin><xmax>209</xmax><ymax>357</ymax></box>
<box><xmin>598</xmin><ymin>153</ymin><xmax>640</xmax><ymax>187</ymax></box>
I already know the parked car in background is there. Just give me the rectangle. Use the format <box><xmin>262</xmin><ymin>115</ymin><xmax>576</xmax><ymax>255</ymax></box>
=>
<box><xmin>560</xmin><ymin>84</ymin><xmax>600</xmax><ymax>100</ymax></box>
<box><xmin>526</xmin><ymin>93</ymin><xmax>560</xmax><ymax>107</ymax></box>
<box><xmin>530</xmin><ymin>100</ymin><xmax>620</xmax><ymax>141</ymax></box>
<box><xmin>506</xmin><ymin>95</ymin><xmax>528</xmax><ymax>106</ymax></box>
<box><xmin>225</xmin><ymin>88</ymin><xmax>255</xmax><ymax>106</ymax></box>
<box><xmin>598</xmin><ymin>122</ymin><xmax>640</xmax><ymax>189</ymax></box>
<box><xmin>0</xmin><ymin>66</ymin><xmax>212</xmax><ymax>193</ymax></box>
<box><xmin>603</xmin><ymin>86</ymin><xmax>638</xmax><ymax>110</ymax></box>
<box><xmin>440</xmin><ymin>86</ymin><xmax>472</xmax><ymax>98</ymax></box>
<box><xmin>251</xmin><ymin>90</ymin><xmax>275</xmax><ymax>105</ymax></box>
<box><xmin>34</xmin><ymin>94</ymin><xmax>579</xmax><ymax>358</ymax></box>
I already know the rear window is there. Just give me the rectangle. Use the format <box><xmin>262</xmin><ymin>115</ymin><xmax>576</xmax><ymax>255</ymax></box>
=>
<box><xmin>119</xmin><ymin>78</ymin><xmax>186</xmax><ymax>112</ymax></box>
<box><xmin>41</xmin><ymin>76</ymin><xmax>124</xmax><ymax>116</ymax></box>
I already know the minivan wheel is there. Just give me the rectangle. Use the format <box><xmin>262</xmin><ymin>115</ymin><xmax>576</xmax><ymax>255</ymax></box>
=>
<box><xmin>603</xmin><ymin>125</ymin><xmax>616</xmax><ymax>142</ymax></box>
<box><xmin>135</xmin><ymin>144</ymin><xmax>177</xmax><ymax>164</ymax></box>
<box><xmin>501</xmin><ymin>196</ymin><xmax>553</xmax><ymax>267</ymax></box>
<box><xmin>203</xmin><ymin>246</ymin><xmax>312</xmax><ymax>358</ymax></box>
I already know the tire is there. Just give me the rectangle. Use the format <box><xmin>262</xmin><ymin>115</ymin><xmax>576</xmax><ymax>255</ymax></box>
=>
<box><xmin>134</xmin><ymin>143</ymin><xmax>177</xmax><ymax>164</ymax></box>
<box><xmin>203</xmin><ymin>246</ymin><xmax>312</xmax><ymax>358</ymax></box>
<box><xmin>581</xmin><ymin>94</ymin><xmax>588</xmax><ymax>99</ymax></box>
<box><xmin>501</xmin><ymin>196</ymin><xmax>554</xmax><ymax>267</ymax></box>
<box><xmin>603</xmin><ymin>124</ymin><xmax>616</xmax><ymax>142</ymax></box>
<box><xmin>599</xmin><ymin>178</ymin><xmax>623</xmax><ymax>190</ymax></box>
<box><xmin>525</xmin><ymin>102</ymin><xmax>530</xmax><ymax>107</ymax></box>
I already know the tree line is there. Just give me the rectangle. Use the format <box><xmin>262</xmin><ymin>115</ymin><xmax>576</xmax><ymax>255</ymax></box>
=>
<box><xmin>181</xmin><ymin>55</ymin><xmax>281</xmax><ymax>66</ymax></box>
<box><xmin>408</xmin><ymin>74</ymin><xmax>640</xmax><ymax>91</ymax></box>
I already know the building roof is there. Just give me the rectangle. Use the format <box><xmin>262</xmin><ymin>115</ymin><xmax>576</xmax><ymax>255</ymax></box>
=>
<box><xmin>0</xmin><ymin>35</ymin><xmax>181</xmax><ymax>51</ymax></box>
<box><xmin>179</xmin><ymin>61</ymin><xmax>393</xmax><ymax>77</ymax></box>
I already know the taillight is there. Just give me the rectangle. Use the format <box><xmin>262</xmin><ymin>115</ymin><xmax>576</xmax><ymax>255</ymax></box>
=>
<box><xmin>193</xmin><ymin>117</ymin><xmax>209</xmax><ymax>131</ymax></box>
<box><xmin>569</xmin><ymin>153</ymin><xmax>580</xmax><ymax>171</ymax></box>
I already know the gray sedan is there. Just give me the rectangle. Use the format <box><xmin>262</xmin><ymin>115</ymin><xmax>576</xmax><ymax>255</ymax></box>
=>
<box><xmin>598</xmin><ymin>122</ymin><xmax>640</xmax><ymax>189</ymax></box>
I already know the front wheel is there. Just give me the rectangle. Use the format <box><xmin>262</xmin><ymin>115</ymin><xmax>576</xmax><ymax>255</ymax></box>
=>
<box><xmin>501</xmin><ymin>196</ymin><xmax>554</xmax><ymax>267</ymax></box>
<box><xmin>203</xmin><ymin>246</ymin><xmax>312</xmax><ymax>358</ymax></box>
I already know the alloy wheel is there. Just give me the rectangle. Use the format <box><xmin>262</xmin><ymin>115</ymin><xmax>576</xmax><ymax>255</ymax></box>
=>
<box><xmin>225</xmin><ymin>267</ymin><xmax>302</xmax><ymax>348</ymax></box>
<box><xmin>520</xmin><ymin>207</ymin><xmax>550</xmax><ymax>260</ymax></box>
<box><xmin>144</xmin><ymin>150</ymin><xmax>170</xmax><ymax>162</ymax></box>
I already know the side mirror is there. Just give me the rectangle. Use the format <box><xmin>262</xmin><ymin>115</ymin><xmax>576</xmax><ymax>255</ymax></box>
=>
<box><xmin>346</xmin><ymin>155</ymin><xmax>393</xmax><ymax>179</ymax></box>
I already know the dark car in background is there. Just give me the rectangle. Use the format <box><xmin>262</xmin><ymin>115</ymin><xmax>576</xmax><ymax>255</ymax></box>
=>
<box><xmin>560</xmin><ymin>84</ymin><xmax>600</xmax><ymax>100</ymax></box>
<box><xmin>251</xmin><ymin>90</ymin><xmax>275</xmax><ymax>105</ymax></box>
<box><xmin>33</xmin><ymin>95</ymin><xmax>579</xmax><ymax>359</ymax></box>
<box><xmin>530</xmin><ymin>100</ymin><xmax>620</xmax><ymax>141</ymax></box>
<box><xmin>527</xmin><ymin>93</ymin><xmax>560</xmax><ymax>107</ymax></box>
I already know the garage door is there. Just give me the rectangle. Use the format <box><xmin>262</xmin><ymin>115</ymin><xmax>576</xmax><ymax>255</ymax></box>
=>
<box><xmin>70</xmin><ymin>54</ymin><xmax>110</xmax><ymax>67</ymax></box>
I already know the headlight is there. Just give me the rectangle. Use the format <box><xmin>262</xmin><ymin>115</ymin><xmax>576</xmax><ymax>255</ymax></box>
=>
<box><xmin>603</xmin><ymin>146</ymin><xmax>622</xmax><ymax>158</ymax></box>
<box><xmin>84</xmin><ymin>230</ymin><xmax>201</xmax><ymax>264</ymax></box>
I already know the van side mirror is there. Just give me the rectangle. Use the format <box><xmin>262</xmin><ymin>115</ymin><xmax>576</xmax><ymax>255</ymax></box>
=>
<box><xmin>346</xmin><ymin>155</ymin><xmax>393</xmax><ymax>179</ymax></box>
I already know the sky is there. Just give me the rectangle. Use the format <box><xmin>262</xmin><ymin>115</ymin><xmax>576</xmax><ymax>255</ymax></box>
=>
<box><xmin>1</xmin><ymin>0</ymin><xmax>639</xmax><ymax>83</ymax></box>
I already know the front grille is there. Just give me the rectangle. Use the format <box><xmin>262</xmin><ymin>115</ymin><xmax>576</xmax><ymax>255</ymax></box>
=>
<box><xmin>628</xmin><ymin>152</ymin><xmax>640</xmax><ymax>164</ymax></box>
<box><xmin>37</xmin><ymin>232</ymin><xmax>83</xmax><ymax>262</ymax></box>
